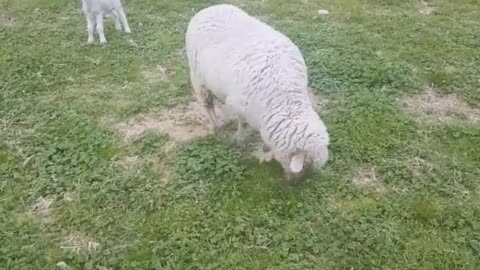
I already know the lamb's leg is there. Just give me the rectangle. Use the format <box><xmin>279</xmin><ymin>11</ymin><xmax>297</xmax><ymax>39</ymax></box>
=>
<box><xmin>86</xmin><ymin>15</ymin><xmax>95</xmax><ymax>43</ymax></box>
<box><xmin>96</xmin><ymin>14</ymin><xmax>107</xmax><ymax>43</ymax></box>
<box><xmin>111</xmin><ymin>10</ymin><xmax>122</xmax><ymax>32</ymax></box>
<box><xmin>116</xmin><ymin>8</ymin><xmax>131</xmax><ymax>33</ymax></box>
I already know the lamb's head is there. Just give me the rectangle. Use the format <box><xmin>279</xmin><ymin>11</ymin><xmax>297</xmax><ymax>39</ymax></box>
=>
<box><xmin>273</xmin><ymin>122</ymin><xmax>329</xmax><ymax>184</ymax></box>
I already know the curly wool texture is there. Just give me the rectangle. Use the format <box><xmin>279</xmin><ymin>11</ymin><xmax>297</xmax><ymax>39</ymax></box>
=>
<box><xmin>186</xmin><ymin>4</ymin><xmax>329</xmax><ymax>177</ymax></box>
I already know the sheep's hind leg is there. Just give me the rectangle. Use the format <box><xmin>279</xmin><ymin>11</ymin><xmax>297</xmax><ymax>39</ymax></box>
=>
<box><xmin>197</xmin><ymin>86</ymin><xmax>219</xmax><ymax>134</ymax></box>
<box><xmin>233</xmin><ymin>116</ymin><xmax>248</xmax><ymax>144</ymax></box>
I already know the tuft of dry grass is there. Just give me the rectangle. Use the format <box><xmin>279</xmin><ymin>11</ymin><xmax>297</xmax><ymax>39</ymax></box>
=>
<box><xmin>60</xmin><ymin>233</ymin><xmax>100</xmax><ymax>254</ymax></box>
<box><xmin>352</xmin><ymin>167</ymin><xmax>385</xmax><ymax>193</ymax></box>
<box><xmin>142</xmin><ymin>65</ymin><xmax>170</xmax><ymax>83</ymax></box>
<box><xmin>32</xmin><ymin>196</ymin><xmax>54</xmax><ymax>224</ymax></box>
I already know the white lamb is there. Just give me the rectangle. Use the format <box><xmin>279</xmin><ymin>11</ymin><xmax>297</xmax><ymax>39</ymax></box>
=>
<box><xmin>81</xmin><ymin>0</ymin><xmax>131</xmax><ymax>43</ymax></box>
<box><xmin>186</xmin><ymin>4</ymin><xmax>330</xmax><ymax>183</ymax></box>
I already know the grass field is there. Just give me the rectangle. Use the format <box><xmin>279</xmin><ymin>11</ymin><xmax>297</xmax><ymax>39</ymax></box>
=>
<box><xmin>1</xmin><ymin>0</ymin><xmax>480</xmax><ymax>269</ymax></box>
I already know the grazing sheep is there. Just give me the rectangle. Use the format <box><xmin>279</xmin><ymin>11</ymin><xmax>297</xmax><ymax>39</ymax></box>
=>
<box><xmin>186</xmin><ymin>4</ymin><xmax>329</xmax><ymax>183</ymax></box>
<box><xmin>81</xmin><ymin>0</ymin><xmax>131</xmax><ymax>43</ymax></box>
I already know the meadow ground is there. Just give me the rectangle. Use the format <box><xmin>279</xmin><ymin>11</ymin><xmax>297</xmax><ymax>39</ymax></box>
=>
<box><xmin>1</xmin><ymin>0</ymin><xmax>480</xmax><ymax>269</ymax></box>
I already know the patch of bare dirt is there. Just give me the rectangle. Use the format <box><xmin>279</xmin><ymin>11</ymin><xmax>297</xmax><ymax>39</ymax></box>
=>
<box><xmin>61</xmin><ymin>233</ymin><xmax>100</xmax><ymax>254</ymax></box>
<box><xmin>0</xmin><ymin>13</ymin><xmax>16</xmax><ymax>27</ymax></box>
<box><xmin>32</xmin><ymin>196</ymin><xmax>54</xmax><ymax>224</ymax></box>
<box><xmin>118</xmin><ymin>99</ymin><xmax>235</xmax><ymax>143</ymax></box>
<box><xmin>402</xmin><ymin>88</ymin><xmax>480</xmax><ymax>124</ymax></box>
<box><xmin>352</xmin><ymin>167</ymin><xmax>385</xmax><ymax>193</ymax></box>
<box><xmin>142</xmin><ymin>65</ymin><xmax>170</xmax><ymax>83</ymax></box>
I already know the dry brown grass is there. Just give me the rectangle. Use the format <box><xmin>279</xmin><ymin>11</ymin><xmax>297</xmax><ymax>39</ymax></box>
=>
<box><xmin>142</xmin><ymin>65</ymin><xmax>170</xmax><ymax>83</ymax></box>
<box><xmin>32</xmin><ymin>196</ymin><xmax>54</xmax><ymax>224</ymax></box>
<box><xmin>60</xmin><ymin>233</ymin><xmax>100</xmax><ymax>254</ymax></box>
<box><xmin>402</xmin><ymin>88</ymin><xmax>480</xmax><ymax>124</ymax></box>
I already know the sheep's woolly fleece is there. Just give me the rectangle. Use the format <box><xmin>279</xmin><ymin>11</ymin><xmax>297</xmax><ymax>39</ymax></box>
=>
<box><xmin>185</xmin><ymin>4</ymin><xmax>330</xmax><ymax>178</ymax></box>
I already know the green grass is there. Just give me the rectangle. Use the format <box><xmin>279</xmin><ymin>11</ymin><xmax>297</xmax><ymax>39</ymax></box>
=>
<box><xmin>1</xmin><ymin>0</ymin><xmax>480</xmax><ymax>269</ymax></box>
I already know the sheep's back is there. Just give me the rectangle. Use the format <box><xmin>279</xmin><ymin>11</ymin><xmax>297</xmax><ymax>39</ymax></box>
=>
<box><xmin>186</xmin><ymin>5</ymin><xmax>261</xmax><ymax>57</ymax></box>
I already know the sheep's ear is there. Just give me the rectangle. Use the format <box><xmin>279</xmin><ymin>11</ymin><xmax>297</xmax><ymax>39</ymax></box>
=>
<box><xmin>289</xmin><ymin>152</ymin><xmax>305</xmax><ymax>173</ymax></box>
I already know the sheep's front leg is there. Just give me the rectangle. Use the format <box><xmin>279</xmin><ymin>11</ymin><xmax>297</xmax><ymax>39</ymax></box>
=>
<box><xmin>86</xmin><ymin>15</ymin><xmax>95</xmax><ymax>43</ymax></box>
<box><xmin>96</xmin><ymin>14</ymin><xmax>107</xmax><ymax>43</ymax></box>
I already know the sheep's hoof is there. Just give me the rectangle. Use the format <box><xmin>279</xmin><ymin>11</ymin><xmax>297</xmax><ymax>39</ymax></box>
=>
<box><xmin>258</xmin><ymin>151</ymin><xmax>273</xmax><ymax>163</ymax></box>
<box><xmin>87</xmin><ymin>39</ymin><xmax>94</xmax><ymax>44</ymax></box>
<box><xmin>209</xmin><ymin>125</ymin><xmax>219</xmax><ymax>135</ymax></box>
<box><xmin>124</xmin><ymin>28</ymin><xmax>132</xmax><ymax>34</ymax></box>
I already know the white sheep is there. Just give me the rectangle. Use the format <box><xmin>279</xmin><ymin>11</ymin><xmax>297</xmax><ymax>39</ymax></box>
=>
<box><xmin>81</xmin><ymin>0</ymin><xmax>131</xmax><ymax>43</ymax></box>
<box><xmin>186</xmin><ymin>4</ymin><xmax>329</xmax><ymax>183</ymax></box>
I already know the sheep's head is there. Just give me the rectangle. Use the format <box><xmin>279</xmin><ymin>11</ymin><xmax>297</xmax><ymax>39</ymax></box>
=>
<box><xmin>285</xmin><ymin>152</ymin><xmax>313</xmax><ymax>184</ymax></box>
<box><xmin>305</xmin><ymin>133</ymin><xmax>329</xmax><ymax>169</ymax></box>
<box><xmin>273</xmin><ymin>132</ymin><xmax>329</xmax><ymax>185</ymax></box>
<box><xmin>273</xmin><ymin>151</ymin><xmax>313</xmax><ymax>185</ymax></box>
